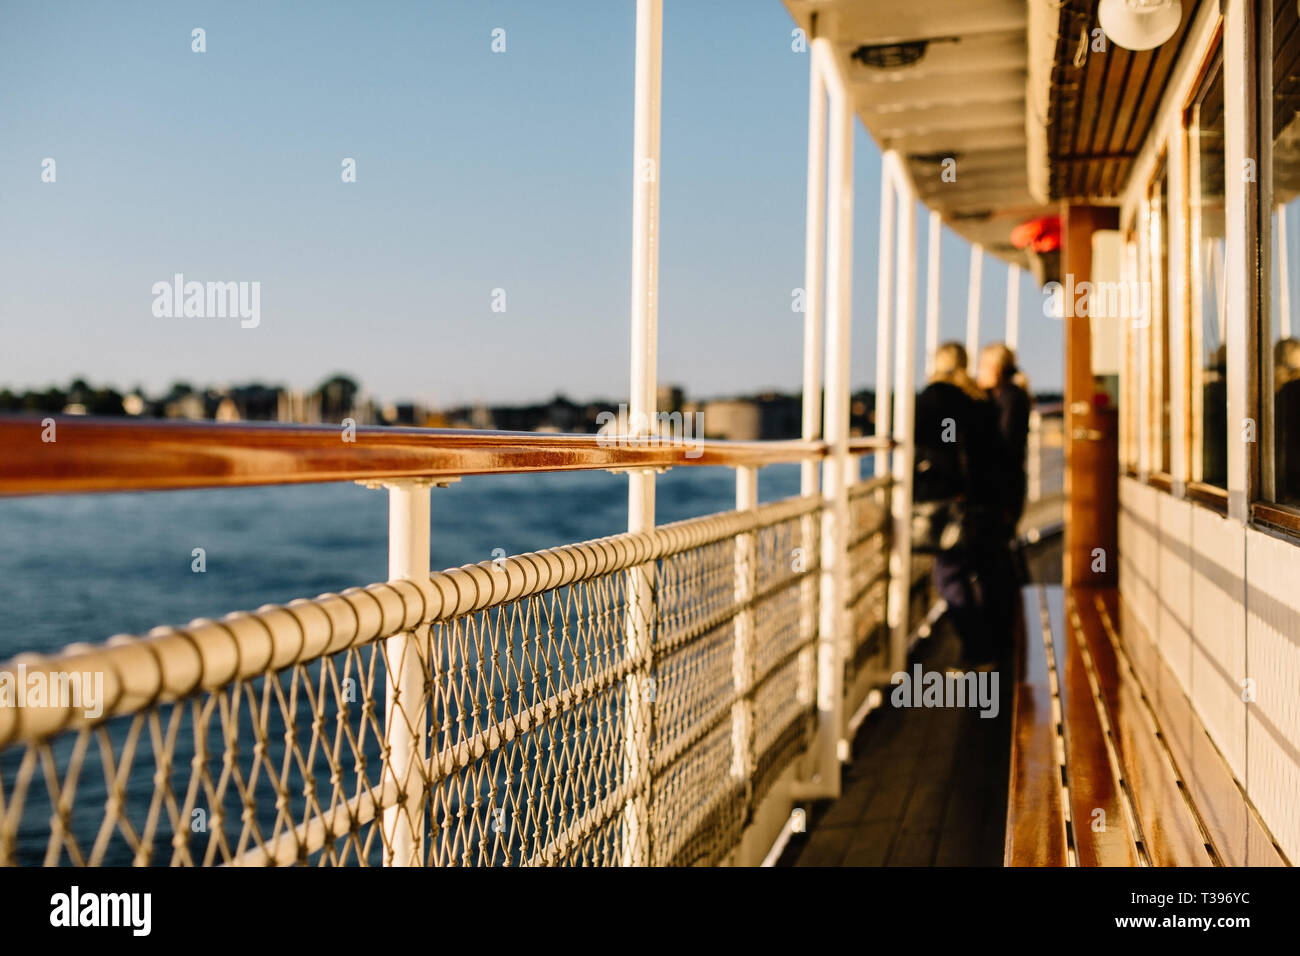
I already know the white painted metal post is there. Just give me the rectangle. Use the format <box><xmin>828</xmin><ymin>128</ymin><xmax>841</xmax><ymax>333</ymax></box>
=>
<box><xmin>1006</xmin><ymin>261</ymin><xmax>1021</xmax><ymax>351</ymax></box>
<box><xmin>814</xmin><ymin>42</ymin><xmax>853</xmax><ymax>792</ymax></box>
<box><xmin>384</xmin><ymin>480</ymin><xmax>431</xmax><ymax>867</ymax></box>
<box><xmin>622</xmin><ymin>0</ymin><xmax>662</xmax><ymax>867</ymax></box>
<box><xmin>874</xmin><ymin>152</ymin><xmax>898</xmax><ymax>479</ymax></box>
<box><xmin>924</xmin><ymin>209</ymin><xmax>941</xmax><ymax>379</ymax></box>
<box><xmin>802</xmin><ymin>43</ymin><xmax>827</xmax><ymax>498</ymax></box>
<box><xmin>888</xmin><ymin>174</ymin><xmax>918</xmax><ymax>673</ymax></box>
<box><xmin>966</xmin><ymin>243</ymin><xmax>983</xmax><ymax>370</ymax></box>
<box><xmin>799</xmin><ymin>41</ymin><xmax>827</xmax><ymax>716</ymax></box>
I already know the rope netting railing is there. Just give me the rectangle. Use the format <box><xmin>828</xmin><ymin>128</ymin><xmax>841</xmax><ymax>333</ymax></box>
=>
<box><xmin>0</xmin><ymin>494</ymin><xmax>822</xmax><ymax>867</ymax></box>
<box><xmin>844</xmin><ymin>478</ymin><xmax>890</xmax><ymax>701</ymax></box>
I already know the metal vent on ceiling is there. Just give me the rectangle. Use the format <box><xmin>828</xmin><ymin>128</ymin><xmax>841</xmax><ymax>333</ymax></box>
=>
<box><xmin>851</xmin><ymin>37</ymin><xmax>959</xmax><ymax>69</ymax></box>
<box><xmin>910</xmin><ymin>151</ymin><xmax>964</xmax><ymax>165</ymax></box>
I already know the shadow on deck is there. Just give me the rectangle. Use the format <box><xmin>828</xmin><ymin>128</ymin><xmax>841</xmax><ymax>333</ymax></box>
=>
<box><xmin>779</xmin><ymin>533</ymin><xmax>1062</xmax><ymax>867</ymax></box>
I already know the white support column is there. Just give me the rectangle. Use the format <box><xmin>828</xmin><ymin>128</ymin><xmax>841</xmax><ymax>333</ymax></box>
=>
<box><xmin>966</xmin><ymin>243</ymin><xmax>983</xmax><ymax>370</ymax></box>
<box><xmin>383</xmin><ymin>480</ymin><xmax>431</xmax><ymax>867</ymax></box>
<box><xmin>888</xmin><ymin>171</ymin><xmax>918</xmax><ymax>674</ymax></box>
<box><xmin>1005</xmin><ymin>261</ymin><xmax>1021</xmax><ymax>351</ymax></box>
<box><xmin>813</xmin><ymin>42</ymin><xmax>853</xmax><ymax>793</ymax></box>
<box><xmin>925</xmin><ymin>210</ymin><xmax>941</xmax><ymax>378</ymax></box>
<box><xmin>802</xmin><ymin>43</ymin><xmax>827</xmax><ymax>497</ymax></box>
<box><xmin>798</xmin><ymin>41</ymin><xmax>827</xmax><ymax>724</ymax></box>
<box><xmin>874</xmin><ymin>152</ymin><xmax>898</xmax><ymax>479</ymax></box>
<box><xmin>622</xmin><ymin>0</ymin><xmax>662</xmax><ymax>866</ymax></box>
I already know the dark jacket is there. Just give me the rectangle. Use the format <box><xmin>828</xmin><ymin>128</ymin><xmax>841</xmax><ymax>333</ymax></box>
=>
<box><xmin>990</xmin><ymin>382</ymin><xmax>1031</xmax><ymax>523</ymax></box>
<box><xmin>913</xmin><ymin>381</ymin><xmax>1006</xmax><ymax>532</ymax></box>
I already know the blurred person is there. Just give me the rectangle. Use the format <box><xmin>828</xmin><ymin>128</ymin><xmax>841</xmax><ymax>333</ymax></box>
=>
<box><xmin>914</xmin><ymin>342</ymin><xmax>1007</xmax><ymax>668</ymax></box>
<box><xmin>977</xmin><ymin>344</ymin><xmax>1032</xmax><ymax>528</ymax></box>
<box><xmin>975</xmin><ymin>343</ymin><xmax>1031</xmax><ymax>657</ymax></box>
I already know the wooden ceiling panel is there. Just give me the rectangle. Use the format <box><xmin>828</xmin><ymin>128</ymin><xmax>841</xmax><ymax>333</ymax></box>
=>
<box><xmin>1046</xmin><ymin>1</ymin><xmax>1203</xmax><ymax>200</ymax></box>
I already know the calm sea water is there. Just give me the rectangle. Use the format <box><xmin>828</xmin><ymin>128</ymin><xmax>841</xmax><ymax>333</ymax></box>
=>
<box><xmin>0</xmin><ymin>465</ymin><xmax>804</xmax><ymax>660</ymax></box>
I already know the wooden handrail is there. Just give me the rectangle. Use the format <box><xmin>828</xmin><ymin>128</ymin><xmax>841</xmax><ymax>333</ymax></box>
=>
<box><xmin>846</xmin><ymin>436</ymin><xmax>895</xmax><ymax>455</ymax></box>
<box><xmin>0</xmin><ymin>416</ymin><xmax>890</xmax><ymax>496</ymax></box>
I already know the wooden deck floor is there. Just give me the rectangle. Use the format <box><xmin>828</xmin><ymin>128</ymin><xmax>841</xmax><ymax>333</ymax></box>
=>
<box><xmin>779</xmin><ymin>534</ymin><xmax>1062</xmax><ymax>867</ymax></box>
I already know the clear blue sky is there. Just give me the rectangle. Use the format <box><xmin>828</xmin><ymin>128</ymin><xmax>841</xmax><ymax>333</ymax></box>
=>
<box><xmin>0</xmin><ymin>0</ymin><xmax>1061</xmax><ymax>407</ymax></box>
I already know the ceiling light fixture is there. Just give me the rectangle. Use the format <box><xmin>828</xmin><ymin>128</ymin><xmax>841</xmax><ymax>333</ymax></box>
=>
<box><xmin>1098</xmin><ymin>0</ymin><xmax>1182</xmax><ymax>51</ymax></box>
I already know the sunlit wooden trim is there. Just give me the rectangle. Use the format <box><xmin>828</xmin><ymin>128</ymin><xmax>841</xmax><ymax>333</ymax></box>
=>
<box><xmin>1185</xmin><ymin>480</ymin><xmax>1230</xmax><ymax>514</ymax></box>
<box><xmin>0</xmin><ymin>416</ymin><xmax>867</xmax><ymax>497</ymax></box>
<box><xmin>1146</xmin><ymin>471</ymin><xmax>1174</xmax><ymax>493</ymax></box>
<box><xmin>1251</xmin><ymin>501</ymin><xmax>1300</xmax><ymax>538</ymax></box>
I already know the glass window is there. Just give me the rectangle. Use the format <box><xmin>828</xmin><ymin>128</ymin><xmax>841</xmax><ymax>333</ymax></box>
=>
<box><xmin>1123</xmin><ymin>232</ymin><xmax>1140</xmax><ymax>470</ymax></box>
<box><xmin>1270</xmin><ymin>0</ymin><xmax>1300</xmax><ymax>506</ymax></box>
<box><xmin>1188</xmin><ymin>46</ymin><xmax>1228</xmax><ymax>490</ymax></box>
<box><xmin>1150</xmin><ymin>161</ymin><xmax>1172</xmax><ymax>474</ymax></box>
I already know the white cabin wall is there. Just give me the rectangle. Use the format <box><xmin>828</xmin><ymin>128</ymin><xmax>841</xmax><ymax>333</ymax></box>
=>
<box><xmin>1115</xmin><ymin>0</ymin><xmax>1300</xmax><ymax>862</ymax></box>
<box><xmin>1156</xmin><ymin>491</ymin><xmax>1193</xmax><ymax>693</ymax></box>
<box><xmin>1244</xmin><ymin>527</ymin><xmax>1300</xmax><ymax>862</ymax></box>
<box><xmin>1187</xmin><ymin>505</ymin><xmax>1247</xmax><ymax>779</ymax></box>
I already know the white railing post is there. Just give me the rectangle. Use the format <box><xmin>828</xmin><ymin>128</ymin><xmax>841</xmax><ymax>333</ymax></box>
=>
<box><xmin>1006</xmin><ymin>261</ymin><xmax>1021</xmax><ymax>351</ymax></box>
<box><xmin>813</xmin><ymin>40</ymin><xmax>853</xmax><ymax>792</ymax></box>
<box><xmin>733</xmin><ymin>466</ymin><xmax>757</xmax><ymax>798</ymax></box>
<box><xmin>383</xmin><ymin>479</ymin><xmax>431</xmax><ymax>867</ymax></box>
<box><xmin>966</xmin><ymin>243</ymin><xmax>983</xmax><ymax>371</ymax></box>
<box><xmin>799</xmin><ymin>40</ymin><xmax>827</xmax><ymax>715</ymax></box>
<box><xmin>888</xmin><ymin>172</ymin><xmax>918</xmax><ymax>674</ymax></box>
<box><xmin>925</xmin><ymin>209</ymin><xmax>942</xmax><ymax>379</ymax></box>
<box><xmin>802</xmin><ymin>42</ymin><xmax>826</xmax><ymax>498</ymax></box>
<box><xmin>874</xmin><ymin>153</ymin><xmax>897</xmax><ymax>479</ymax></box>
<box><xmin>622</xmin><ymin>0</ymin><xmax>662</xmax><ymax>867</ymax></box>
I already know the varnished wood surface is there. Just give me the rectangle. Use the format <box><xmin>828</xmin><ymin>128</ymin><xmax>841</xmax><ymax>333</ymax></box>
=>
<box><xmin>1100</xmin><ymin>592</ymin><xmax>1287</xmax><ymax>866</ymax></box>
<box><xmin>1007</xmin><ymin>583</ymin><xmax>1269</xmax><ymax>868</ymax></box>
<box><xmin>1070</xmin><ymin>590</ymin><xmax>1212</xmax><ymax>866</ymax></box>
<box><xmin>1061</xmin><ymin>204</ymin><xmax>1120</xmax><ymax>588</ymax></box>
<box><xmin>1055</xmin><ymin>591</ymin><xmax>1140</xmax><ymax>866</ymax></box>
<box><xmin>1114</xmin><ymin>676</ymin><xmax>1214</xmax><ymax>866</ymax></box>
<box><xmin>1005</xmin><ymin>585</ymin><xmax>1068</xmax><ymax>866</ymax></box>
<box><xmin>0</xmin><ymin>416</ymin><xmax>884</xmax><ymax>496</ymax></box>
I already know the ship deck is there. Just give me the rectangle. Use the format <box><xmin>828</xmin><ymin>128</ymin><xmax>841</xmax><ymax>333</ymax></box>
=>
<box><xmin>781</xmin><ymin>534</ymin><xmax>1062</xmax><ymax>867</ymax></box>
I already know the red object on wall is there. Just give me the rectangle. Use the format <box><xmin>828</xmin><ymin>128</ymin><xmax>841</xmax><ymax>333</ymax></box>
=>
<box><xmin>1010</xmin><ymin>215</ymin><xmax>1062</xmax><ymax>253</ymax></box>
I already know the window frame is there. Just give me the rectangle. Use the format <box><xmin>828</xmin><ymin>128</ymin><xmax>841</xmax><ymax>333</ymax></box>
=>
<box><xmin>1146</xmin><ymin>152</ymin><xmax>1174</xmax><ymax>480</ymax></box>
<box><xmin>1255</xmin><ymin>0</ymin><xmax>1300</xmax><ymax>531</ymax></box>
<box><xmin>1182</xmin><ymin>33</ymin><xmax>1230</xmax><ymax>511</ymax></box>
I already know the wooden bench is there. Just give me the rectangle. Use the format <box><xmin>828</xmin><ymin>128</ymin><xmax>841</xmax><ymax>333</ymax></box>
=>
<box><xmin>1005</xmin><ymin>584</ymin><xmax>1287</xmax><ymax>867</ymax></box>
